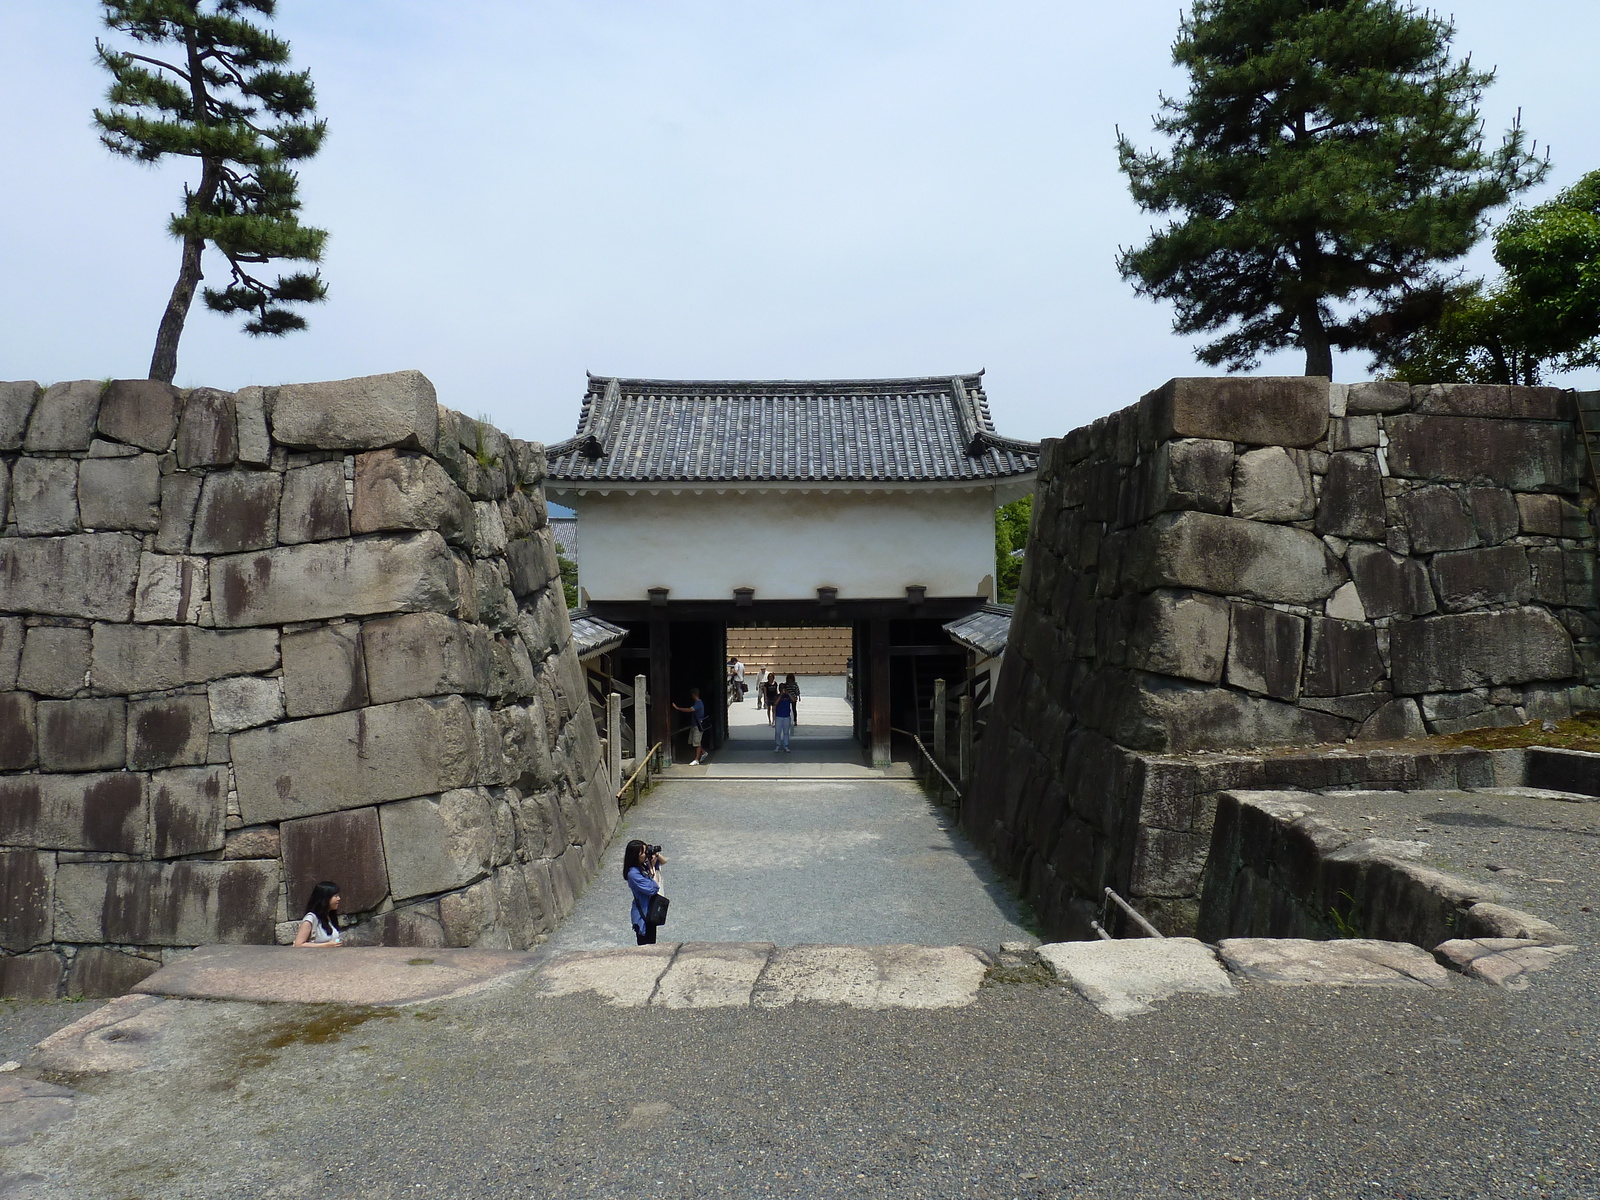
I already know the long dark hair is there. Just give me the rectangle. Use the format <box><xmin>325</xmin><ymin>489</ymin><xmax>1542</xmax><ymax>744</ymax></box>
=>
<box><xmin>622</xmin><ymin>840</ymin><xmax>646</xmax><ymax>879</ymax></box>
<box><xmin>305</xmin><ymin>881</ymin><xmax>340</xmax><ymax>935</ymax></box>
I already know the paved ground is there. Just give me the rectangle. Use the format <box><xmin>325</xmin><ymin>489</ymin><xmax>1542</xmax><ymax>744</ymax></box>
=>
<box><xmin>3</xmin><ymin>768</ymin><xmax>1597</xmax><ymax>1197</ymax></box>
<box><xmin>549</xmin><ymin>678</ymin><xmax>1031</xmax><ymax>952</ymax></box>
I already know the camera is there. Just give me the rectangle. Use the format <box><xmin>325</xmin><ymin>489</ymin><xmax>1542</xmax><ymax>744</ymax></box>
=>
<box><xmin>644</xmin><ymin>844</ymin><xmax>663</xmax><ymax>859</ymax></box>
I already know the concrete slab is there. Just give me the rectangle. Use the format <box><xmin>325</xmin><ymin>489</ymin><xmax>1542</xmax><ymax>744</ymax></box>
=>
<box><xmin>750</xmin><ymin>944</ymin><xmax>993</xmax><ymax>1010</ymax></box>
<box><xmin>1218</xmin><ymin>938</ymin><xmax>1454</xmax><ymax>989</ymax></box>
<box><xmin>1038</xmin><ymin>938</ymin><xmax>1234</xmax><ymax>1019</ymax></box>
<box><xmin>1434</xmin><ymin>937</ymin><xmax>1580</xmax><ymax>990</ymax></box>
<box><xmin>533</xmin><ymin>944</ymin><xmax>678</xmax><ymax>1006</ymax></box>
<box><xmin>654</xmin><ymin>942</ymin><xmax>774</xmax><ymax>1009</ymax></box>
<box><xmin>130</xmin><ymin>945</ymin><xmax>538</xmax><ymax>1007</ymax></box>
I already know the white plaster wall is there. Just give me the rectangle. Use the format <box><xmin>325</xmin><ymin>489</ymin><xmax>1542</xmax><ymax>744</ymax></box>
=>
<box><xmin>572</xmin><ymin>487</ymin><xmax>998</xmax><ymax>601</ymax></box>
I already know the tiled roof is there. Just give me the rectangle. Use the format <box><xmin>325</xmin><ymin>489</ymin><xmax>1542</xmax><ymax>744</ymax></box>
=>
<box><xmin>943</xmin><ymin>604</ymin><xmax>1013</xmax><ymax>658</ymax></box>
<box><xmin>546</xmin><ymin>374</ymin><xmax>1038</xmax><ymax>485</ymax></box>
<box><xmin>569</xmin><ymin>610</ymin><xmax>628</xmax><ymax>661</ymax></box>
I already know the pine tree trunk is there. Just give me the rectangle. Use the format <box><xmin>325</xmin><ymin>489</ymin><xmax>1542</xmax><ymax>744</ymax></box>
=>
<box><xmin>148</xmin><ymin>233</ymin><xmax>204</xmax><ymax>384</ymax></box>
<box><xmin>1299</xmin><ymin>302</ymin><xmax>1333</xmax><ymax>378</ymax></box>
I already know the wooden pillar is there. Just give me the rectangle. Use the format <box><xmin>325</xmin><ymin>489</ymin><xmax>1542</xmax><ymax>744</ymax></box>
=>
<box><xmin>870</xmin><ymin>618</ymin><xmax>891</xmax><ymax>768</ymax></box>
<box><xmin>633</xmin><ymin>673</ymin><xmax>648</xmax><ymax>765</ymax></box>
<box><xmin>932</xmin><ymin>677</ymin><xmax>947</xmax><ymax>767</ymax></box>
<box><xmin>606</xmin><ymin>691</ymin><xmax>623</xmax><ymax>792</ymax></box>
<box><xmin>958</xmin><ymin>693</ymin><xmax>973</xmax><ymax>788</ymax></box>
<box><xmin>649</xmin><ymin>606</ymin><xmax>671</xmax><ymax>763</ymax></box>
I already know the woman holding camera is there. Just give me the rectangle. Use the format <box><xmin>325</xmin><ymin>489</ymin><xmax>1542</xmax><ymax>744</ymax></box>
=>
<box><xmin>624</xmin><ymin>839</ymin><xmax>664</xmax><ymax>945</ymax></box>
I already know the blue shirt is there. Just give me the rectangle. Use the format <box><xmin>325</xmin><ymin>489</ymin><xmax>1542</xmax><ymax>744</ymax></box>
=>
<box><xmin>626</xmin><ymin>866</ymin><xmax>659</xmax><ymax>935</ymax></box>
<box><xmin>690</xmin><ymin>698</ymin><xmax>706</xmax><ymax>728</ymax></box>
<box><xmin>774</xmin><ymin>692</ymin><xmax>794</xmax><ymax>720</ymax></box>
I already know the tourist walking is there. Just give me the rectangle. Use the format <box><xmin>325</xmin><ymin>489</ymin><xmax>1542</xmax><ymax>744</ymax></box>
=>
<box><xmin>672</xmin><ymin>688</ymin><xmax>709</xmax><ymax>765</ymax></box>
<box><xmin>623</xmin><ymin>840</ymin><xmax>665</xmax><ymax>946</ymax></box>
<box><xmin>773</xmin><ymin>684</ymin><xmax>796</xmax><ymax>752</ymax></box>
<box><xmin>293</xmin><ymin>881</ymin><xmax>342</xmax><ymax>948</ymax></box>
<box><xmin>783</xmin><ymin>673</ymin><xmax>801</xmax><ymax>725</ymax></box>
<box><xmin>762</xmin><ymin>671</ymin><xmax>781</xmax><ymax>725</ymax></box>
<box><xmin>755</xmin><ymin>666</ymin><xmax>769</xmax><ymax>710</ymax></box>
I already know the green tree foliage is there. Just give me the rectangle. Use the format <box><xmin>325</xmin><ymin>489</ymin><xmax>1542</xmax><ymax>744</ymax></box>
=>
<box><xmin>95</xmin><ymin>0</ymin><xmax>328</xmax><ymax>383</ymax></box>
<box><xmin>1375</xmin><ymin>170</ymin><xmax>1600</xmax><ymax>384</ymax></box>
<box><xmin>994</xmin><ymin>494</ymin><xmax>1033</xmax><ymax>604</ymax></box>
<box><xmin>558</xmin><ymin>553</ymin><xmax>580</xmax><ymax>611</ymax></box>
<box><xmin>1116</xmin><ymin>0</ymin><xmax>1546</xmax><ymax>378</ymax></box>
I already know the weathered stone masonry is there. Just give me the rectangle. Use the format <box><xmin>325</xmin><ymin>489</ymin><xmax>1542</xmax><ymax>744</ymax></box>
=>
<box><xmin>965</xmin><ymin>377</ymin><xmax>1598</xmax><ymax>939</ymax></box>
<box><xmin>0</xmin><ymin>371</ymin><xmax>613</xmax><ymax>999</ymax></box>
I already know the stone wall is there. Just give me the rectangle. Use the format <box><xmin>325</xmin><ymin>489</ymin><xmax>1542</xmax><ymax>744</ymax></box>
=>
<box><xmin>0</xmin><ymin>371</ymin><xmax>613</xmax><ymax>998</ymax></box>
<box><xmin>965</xmin><ymin>377</ymin><xmax>1598</xmax><ymax>939</ymax></box>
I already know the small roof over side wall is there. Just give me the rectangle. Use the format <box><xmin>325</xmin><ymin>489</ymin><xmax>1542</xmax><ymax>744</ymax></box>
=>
<box><xmin>569</xmin><ymin>610</ymin><xmax>628</xmax><ymax>661</ymax></box>
<box><xmin>943</xmin><ymin>604</ymin><xmax>1013</xmax><ymax>659</ymax></box>
<box><xmin>546</xmin><ymin>374</ymin><xmax>1039</xmax><ymax>486</ymax></box>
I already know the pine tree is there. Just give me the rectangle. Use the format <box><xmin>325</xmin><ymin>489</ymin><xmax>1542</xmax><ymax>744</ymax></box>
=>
<box><xmin>1116</xmin><ymin>0</ymin><xmax>1547</xmax><ymax>378</ymax></box>
<box><xmin>95</xmin><ymin>0</ymin><xmax>328</xmax><ymax>384</ymax></box>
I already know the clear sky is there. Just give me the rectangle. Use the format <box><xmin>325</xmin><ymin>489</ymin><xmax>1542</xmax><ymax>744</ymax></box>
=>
<box><xmin>2</xmin><ymin>2</ymin><xmax>1596</xmax><ymax>445</ymax></box>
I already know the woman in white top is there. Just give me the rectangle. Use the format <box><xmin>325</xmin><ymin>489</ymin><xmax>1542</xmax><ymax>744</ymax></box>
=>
<box><xmin>293</xmin><ymin>880</ymin><xmax>343</xmax><ymax>947</ymax></box>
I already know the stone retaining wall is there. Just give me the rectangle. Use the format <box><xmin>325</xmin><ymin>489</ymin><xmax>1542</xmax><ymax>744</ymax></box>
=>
<box><xmin>0</xmin><ymin>371</ymin><xmax>613</xmax><ymax>998</ymax></box>
<box><xmin>965</xmin><ymin>377</ymin><xmax>1599</xmax><ymax>939</ymax></box>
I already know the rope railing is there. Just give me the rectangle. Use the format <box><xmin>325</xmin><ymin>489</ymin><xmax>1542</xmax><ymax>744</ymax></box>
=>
<box><xmin>891</xmin><ymin>726</ymin><xmax>962</xmax><ymax>801</ymax></box>
<box><xmin>616</xmin><ymin>741</ymin><xmax>664</xmax><ymax>809</ymax></box>
<box><xmin>1103</xmin><ymin>886</ymin><xmax>1164</xmax><ymax>939</ymax></box>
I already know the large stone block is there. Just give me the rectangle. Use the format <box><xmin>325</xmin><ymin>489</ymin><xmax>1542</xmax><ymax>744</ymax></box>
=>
<box><xmin>1225</xmin><ymin>604</ymin><xmax>1305</xmax><ymax>701</ymax></box>
<box><xmin>281</xmin><ymin>623</ymin><xmax>369</xmax><ymax>716</ymax></box>
<box><xmin>1391</xmin><ymin>608</ymin><xmax>1575</xmax><ymax>694</ymax></box>
<box><xmin>231</xmin><ymin>695</ymin><xmax>481</xmax><ymax>823</ymax></box>
<box><xmin>379</xmin><ymin>787</ymin><xmax>495</xmax><ymax>900</ymax></box>
<box><xmin>349</xmin><ymin>449</ymin><xmax>472</xmax><ymax>544</ymax></box>
<box><xmin>1347</xmin><ymin>544</ymin><xmax>1435</xmax><ymax>618</ymax></box>
<box><xmin>1139</xmin><ymin>511</ymin><xmax>1346</xmax><ymax>605</ymax></box>
<box><xmin>0</xmin><ymin>616</ymin><xmax>20</xmax><ymax>689</ymax></box>
<box><xmin>67</xmin><ymin>947</ymin><xmax>161</xmax><ymax>998</ymax></box>
<box><xmin>1413</xmin><ymin>383</ymin><xmax>1570</xmax><ymax>421</ymax></box>
<box><xmin>38</xmin><ymin>697</ymin><xmax>126</xmax><ymax>771</ymax></box>
<box><xmin>1515</xmin><ymin>492</ymin><xmax>1589</xmax><ymax>538</ymax></box>
<box><xmin>439</xmin><ymin>877</ymin><xmax>507</xmax><ymax>948</ymax></box>
<box><xmin>1357</xmin><ymin>698</ymin><xmax>1428</xmax><ymax>741</ymax></box>
<box><xmin>0</xmin><ymin>951</ymin><xmax>63</xmax><ymax>999</ymax></box>
<box><xmin>234</xmin><ymin>385</ymin><xmax>272</xmax><ymax>465</ymax></box>
<box><xmin>132</xmin><ymin>552</ymin><xmax>207</xmax><ymax>624</ymax></box>
<box><xmin>1088</xmin><ymin>671</ymin><xmax>1348</xmax><ymax>753</ymax></box>
<box><xmin>18</xmin><ymin>625</ymin><xmax>90</xmax><ymax>697</ymax></box>
<box><xmin>1231</xmin><ymin>447</ymin><xmax>1313</xmax><ymax>522</ymax></box>
<box><xmin>97</xmin><ymin>378</ymin><xmax>183</xmax><ymax>451</ymax></box>
<box><xmin>77</xmin><ymin>453</ymin><xmax>162</xmax><ymax>532</ymax></box>
<box><xmin>0</xmin><ymin>533</ymin><xmax>142</xmax><ymax>621</ymax></box>
<box><xmin>91</xmin><ymin>623</ymin><xmax>279</xmax><ymax>693</ymax></box>
<box><xmin>0</xmin><ymin>772</ymin><xmax>146</xmax><ymax>853</ymax></box>
<box><xmin>175</xmin><ymin>387</ymin><xmax>238</xmax><ymax>467</ymax></box>
<box><xmin>1465</xmin><ymin>487</ymin><xmax>1519</xmax><ymax>546</ymax></box>
<box><xmin>211</xmin><ymin>533</ymin><xmax>459</xmax><ymax>627</ymax></box>
<box><xmin>281</xmin><ymin>806</ymin><xmax>390</xmax><ymax>914</ymax></box>
<box><xmin>13</xmin><ymin>457</ymin><xmax>80</xmax><ymax>535</ymax></box>
<box><xmin>1316</xmin><ymin>451</ymin><xmax>1385</xmax><ymax>540</ymax></box>
<box><xmin>207</xmin><ymin>675</ymin><xmax>284</xmax><ymax>733</ymax></box>
<box><xmin>1146</xmin><ymin>438</ymin><xmax>1233</xmax><ymax>515</ymax></box>
<box><xmin>1124</xmin><ymin>590</ymin><xmax>1229</xmax><ymax>684</ymax></box>
<box><xmin>271</xmin><ymin>370</ymin><xmax>440</xmax><ymax>454</ymax></box>
<box><xmin>1141</xmin><ymin>377</ymin><xmax>1328</xmax><ymax>447</ymax></box>
<box><xmin>279</xmin><ymin>460</ymin><xmax>350</xmax><ymax>544</ymax></box>
<box><xmin>150</xmin><ymin>764</ymin><xmax>228</xmax><ymax>858</ymax></box>
<box><xmin>0</xmin><ymin>849</ymin><xmax>54</xmax><ymax>952</ymax></box>
<box><xmin>1346</xmin><ymin>381</ymin><xmax>1412</xmax><ymax>415</ymax></box>
<box><xmin>154</xmin><ymin>471</ymin><xmax>203</xmax><ymax>554</ymax></box>
<box><xmin>126</xmin><ymin>693</ymin><xmax>211</xmax><ymax>769</ymax></box>
<box><xmin>1302</xmin><ymin>618</ymin><xmax>1384</xmax><ymax>697</ymax></box>
<box><xmin>362</xmin><ymin>611</ymin><xmax>494</xmax><ymax>704</ymax></box>
<box><xmin>54</xmin><ymin>860</ymin><xmax>277</xmax><ymax>945</ymax></box>
<box><xmin>0</xmin><ymin>380</ymin><xmax>41</xmax><ymax>449</ymax></box>
<box><xmin>1397</xmin><ymin>485</ymin><xmax>1477</xmax><ymax>553</ymax></box>
<box><xmin>1430</xmin><ymin>546</ymin><xmax>1531</xmax><ymax>612</ymax></box>
<box><xmin>1386</xmin><ymin>414</ymin><xmax>1576</xmax><ymax>492</ymax></box>
<box><xmin>0</xmin><ymin>692</ymin><xmax>37</xmax><ymax>769</ymax></box>
<box><xmin>25</xmin><ymin>380</ymin><xmax>103</xmax><ymax>452</ymax></box>
<box><xmin>190</xmin><ymin>469</ymin><xmax>282</xmax><ymax>554</ymax></box>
